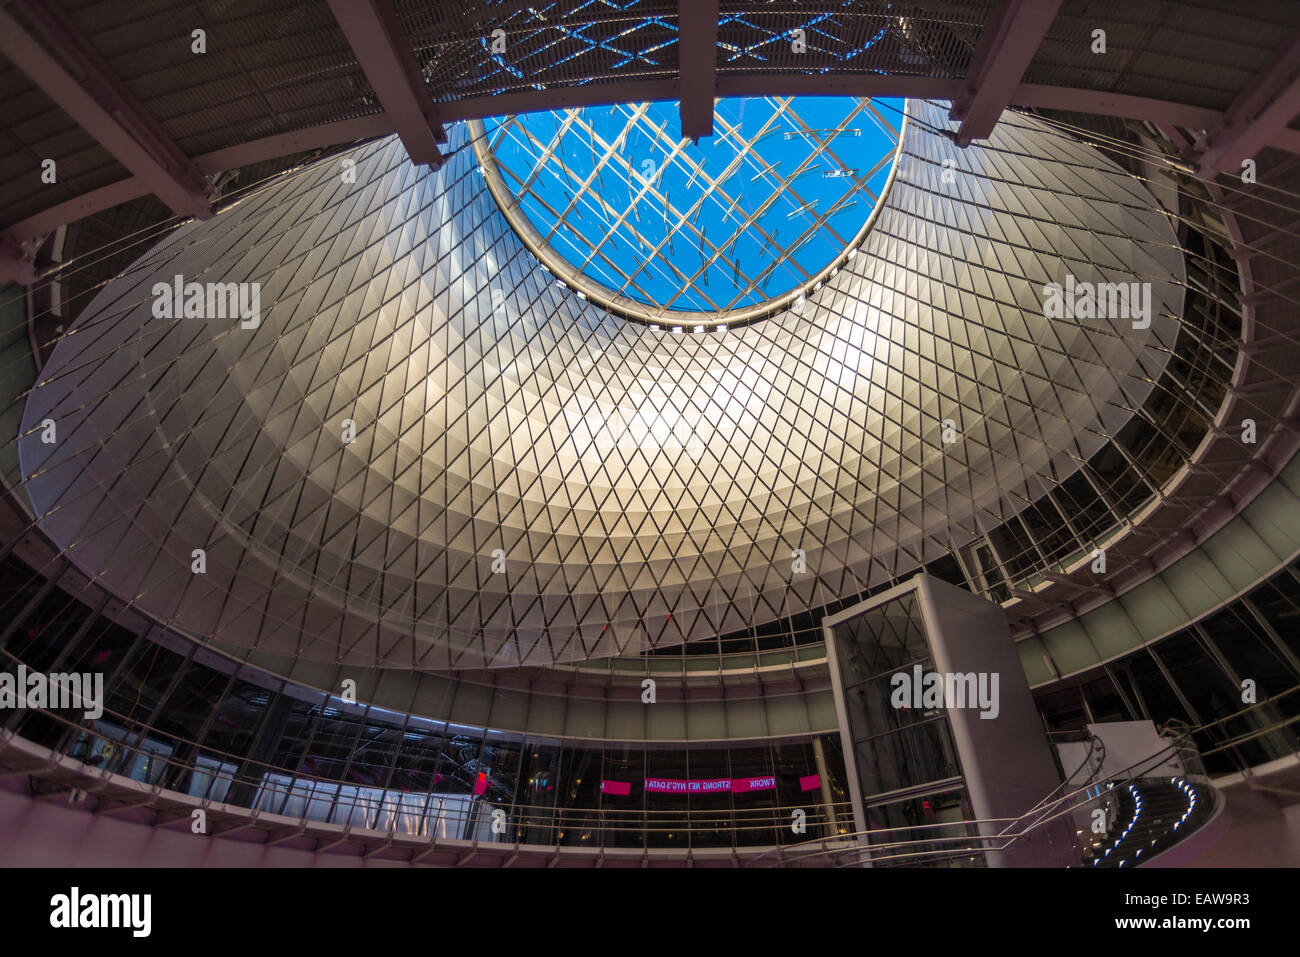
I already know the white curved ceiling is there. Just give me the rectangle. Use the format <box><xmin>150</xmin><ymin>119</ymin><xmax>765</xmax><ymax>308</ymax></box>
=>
<box><xmin>19</xmin><ymin>101</ymin><xmax>1184</xmax><ymax>670</ymax></box>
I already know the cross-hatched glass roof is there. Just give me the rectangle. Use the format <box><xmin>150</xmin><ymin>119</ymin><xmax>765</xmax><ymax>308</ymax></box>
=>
<box><xmin>481</xmin><ymin>96</ymin><xmax>903</xmax><ymax>315</ymax></box>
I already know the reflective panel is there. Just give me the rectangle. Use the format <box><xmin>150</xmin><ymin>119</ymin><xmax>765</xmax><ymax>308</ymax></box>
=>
<box><xmin>18</xmin><ymin>102</ymin><xmax>1185</xmax><ymax>670</ymax></box>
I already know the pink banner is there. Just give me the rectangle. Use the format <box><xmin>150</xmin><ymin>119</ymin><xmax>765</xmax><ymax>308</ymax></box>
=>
<box><xmin>600</xmin><ymin>779</ymin><xmax>631</xmax><ymax>796</ymax></box>
<box><xmin>644</xmin><ymin>776</ymin><xmax>777</xmax><ymax>794</ymax></box>
<box><xmin>799</xmin><ymin>773</ymin><xmax>821</xmax><ymax>792</ymax></box>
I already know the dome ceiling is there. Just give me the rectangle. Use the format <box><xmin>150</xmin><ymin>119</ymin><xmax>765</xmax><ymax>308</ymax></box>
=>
<box><xmin>19</xmin><ymin>100</ymin><xmax>1184</xmax><ymax>670</ymax></box>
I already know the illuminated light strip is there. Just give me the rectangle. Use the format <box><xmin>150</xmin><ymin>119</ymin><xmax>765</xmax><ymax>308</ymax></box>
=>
<box><xmin>1095</xmin><ymin>778</ymin><xmax>1202</xmax><ymax>866</ymax></box>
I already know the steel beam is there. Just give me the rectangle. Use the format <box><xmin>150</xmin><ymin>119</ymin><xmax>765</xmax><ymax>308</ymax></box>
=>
<box><xmin>950</xmin><ymin>0</ymin><xmax>1063</xmax><ymax>146</ymax></box>
<box><xmin>1243</xmin><ymin>271</ymin><xmax>1300</xmax><ymax>305</ymax></box>
<box><xmin>8</xmin><ymin>75</ymin><xmax>1300</xmax><ymax>241</ymax></box>
<box><xmin>12</xmin><ymin>0</ymin><xmax>212</xmax><ymax>209</ymax></box>
<box><xmin>678</xmin><ymin>0</ymin><xmax>719</xmax><ymax>141</ymax></box>
<box><xmin>1197</xmin><ymin>27</ymin><xmax>1300</xmax><ymax>175</ymax></box>
<box><xmin>1014</xmin><ymin>84</ymin><xmax>1223</xmax><ymax>130</ymax></box>
<box><xmin>1041</xmin><ymin>571</ymin><xmax>1111</xmax><ymax>596</ymax></box>
<box><xmin>326</xmin><ymin>0</ymin><xmax>445</xmax><ymax>167</ymax></box>
<box><xmin>2</xmin><ymin>114</ymin><xmax>393</xmax><ymax>243</ymax></box>
<box><xmin>0</xmin><ymin>5</ymin><xmax>211</xmax><ymax>220</ymax></box>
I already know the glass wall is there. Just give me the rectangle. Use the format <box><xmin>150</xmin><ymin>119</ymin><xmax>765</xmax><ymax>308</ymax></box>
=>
<box><xmin>0</xmin><ymin>554</ymin><xmax>850</xmax><ymax>851</ymax></box>
<box><xmin>830</xmin><ymin>592</ymin><xmax>966</xmax><ymax>800</ymax></box>
<box><xmin>3</xmin><ymin>538</ymin><xmax>1299</xmax><ymax>851</ymax></box>
<box><xmin>1033</xmin><ymin>561</ymin><xmax>1300</xmax><ymax>775</ymax></box>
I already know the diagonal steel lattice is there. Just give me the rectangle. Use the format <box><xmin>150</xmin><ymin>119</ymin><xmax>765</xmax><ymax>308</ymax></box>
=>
<box><xmin>17</xmin><ymin>101</ymin><xmax>1183</xmax><ymax>671</ymax></box>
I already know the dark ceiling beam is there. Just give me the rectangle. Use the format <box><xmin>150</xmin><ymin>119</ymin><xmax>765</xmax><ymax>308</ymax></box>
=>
<box><xmin>949</xmin><ymin>0</ymin><xmax>1063</xmax><ymax>146</ymax></box>
<box><xmin>1013</xmin><ymin>84</ymin><xmax>1223</xmax><ymax>129</ymax></box>
<box><xmin>441</xmin><ymin>78</ymin><xmax>684</xmax><ymax>122</ymax></box>
<box><xmin>325</xmin><ymin>0</ymin><xmax>445</xmax><ymax>167</ymax></box>
<box><xmin>1195</xmin><ymin>26</ymin><xmax>1300</xmax><ymax>175</ymax></box>
<box><xmin>8</xmin><ymin>77</ymin><xmax>1300</xmax><ymax>244</ymax></box>
<box><xmin>440</xmin><ymin>75</ymin><xmax>962</xmax><ymax>122</ymax></box>
<box><xmin>2</xmin><ymin>113</ymin><xmax>393</xmax><ymax>243</ymax></box>
<box><xmin>11</xmin><ymin>0</ymin><xmax>213</xmax><ymax>211</ymax></box>
<box><xmin>678</xmin><ymin>0</ymin><xmax>718</xmax><ymax>142</ymax></box>
<box><xmin>0</xmin><ymin>4</ymin><xmax>213</xmax><ymax>221</ymax></box>
<box><xmin>194</xmin><ymin>115</ymin><xmax>394</xmax><ymax>180</ymax></box>
<box><xmin>4</xmin><ymin>176</ymin><xmax>175</xmax><ymax>247</ymax></box>
<box><xmin>441</xmin><ymin>75</ymin><xmax>1259</xmax><ymax>142</ymax></box>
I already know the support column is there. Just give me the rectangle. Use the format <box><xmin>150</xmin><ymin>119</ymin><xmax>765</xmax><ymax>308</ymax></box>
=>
<box><xmin>811</xmin><ymin>737</ymin><xmax>841</xmax><ymax>838</ymax></box>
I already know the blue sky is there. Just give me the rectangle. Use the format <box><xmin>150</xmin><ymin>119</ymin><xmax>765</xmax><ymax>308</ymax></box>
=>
<box><xmin>485</xmin><ymin>96</ymin><xmax>903</xmax><ymax>313</ymax></box>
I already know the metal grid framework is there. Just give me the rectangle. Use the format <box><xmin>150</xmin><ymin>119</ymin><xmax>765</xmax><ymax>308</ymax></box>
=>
<box><xmin>403</xmin><ymin>0</ymin><xmax>682</xmax><ymax>100</ymax></box>
<box><xmin>3</xmin><ymin>1</ymin><xmax>1300</xmax><ymax>241</ymax></box>
<box><xmin>480</xmin><ymin>95</ymin><xmax>902</xmax><ymax>318</ymax></box>
<box><xmin>15</xmin><ymin>101</ymin><xmax>1190</xmax><ymax>670</ymax></box>
<box><xmin>0</xmin><ymin>0</ymin><xmax>374</xmax><ymax>228</ymax></box>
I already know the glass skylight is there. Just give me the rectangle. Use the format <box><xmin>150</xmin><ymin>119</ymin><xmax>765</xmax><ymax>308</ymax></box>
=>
<box><xmin>480</xmin><ymin>96</ymin><xmax>903</xmax><ymax>317</ymax></box>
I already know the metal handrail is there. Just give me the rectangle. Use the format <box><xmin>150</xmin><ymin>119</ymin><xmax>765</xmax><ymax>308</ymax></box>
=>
<box><xmin>1188</xmin><ymin>682</ymin><xmax>1300</xmax><ymax>735</ymax></box>
<box><xmin>5</xmin><ymin>643</ymin><xmax>1294</xmax><ymax>855</ymax></box>
<box><xmin>0</xmin><ymin>694</ymin><xmax>1206</xmax><ymax>861</ymax></box>
<box><xmin>760</xmin><ymin>700</ymin><xmax>1287</xmax><ymax>868</ymax></box>
<box><xmin>0</xmin><ymin>666</ymin><xmax>849</xmax><ymax>846</ymax></box>
<box><xmin>749</xmin><ymin>723</ymin><xmax>1202</xmax><ymax>867</ymax></box>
